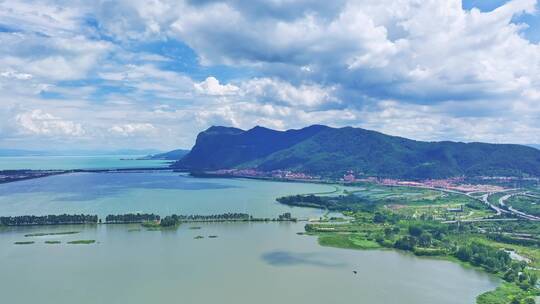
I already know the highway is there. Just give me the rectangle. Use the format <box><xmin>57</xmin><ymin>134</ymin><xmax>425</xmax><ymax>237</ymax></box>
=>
<box><xmin>498</xmin><ymin>192</ymin><xmax>540</xmax><ymax>221</ymax></box>
<box><xmin>382</xmin><ymin>184</ymin><xmax>539</xmax><ymax>221</ymax></box>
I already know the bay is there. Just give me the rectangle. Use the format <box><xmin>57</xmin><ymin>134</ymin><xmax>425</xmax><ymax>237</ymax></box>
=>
<box><xmin>0</xmin><ymin>155</ymin><xmax>168</xmax><ymax>170</ymax></box>
<box><xmin>0</xmin><ymin>172</ymin><xmax>499</xmax><ymax>304</ymax></box>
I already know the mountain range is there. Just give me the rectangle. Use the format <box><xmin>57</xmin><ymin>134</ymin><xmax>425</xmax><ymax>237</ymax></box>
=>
<box><xmin>172</xmin><ymin>125</ymin><xmax>540</xmax><ymax>179</ymax></box>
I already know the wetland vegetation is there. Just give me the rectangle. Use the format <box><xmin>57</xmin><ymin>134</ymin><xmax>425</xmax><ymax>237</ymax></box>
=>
<box><xmin>24</xmin><ymin>231</ymin><xmax>79</xmax><ymax>237</ymax></box>
<box><xmin>0</xmin><ymin>173</ymin><xmax>514</xmax><ymax>304</ymax></box>
<box><xmin>141</xmin><ymin>212</ymin><xmax>298</xmax><ymax>229</ymax></box>
<box><xmin>105</xmin><ymin>213</ymin><xmax>160</xmax><ymax>224</ymax></box>
<box><xmin>1</xmin><ymin>214</ymin><xmax>98</xmax><ymax>226</ymax></box>
<box><xmin>67</xmin><ymin>240</ymin><xmax>96</xmax><ymax>245</ymax></box>
<box><xmin>278</xmin><ymin>183</ymin><xmax>540</xmax><ymax>304</ymax></box>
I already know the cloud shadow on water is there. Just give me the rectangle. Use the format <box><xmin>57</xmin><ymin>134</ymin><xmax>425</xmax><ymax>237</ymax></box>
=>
<box><xmin>261</xmin><ymin>250</ymin><xmax>346</xmax><ymax>268</ymax></box>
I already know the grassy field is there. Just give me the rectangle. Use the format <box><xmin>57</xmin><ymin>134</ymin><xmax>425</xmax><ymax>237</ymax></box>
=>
<box><xmin>488</xmin><ymin>192</ymin><xmax>509</xmax><ymax>205</ymax></box>
<box><xmin>506</xmin><ymin>195</ymin><xmax>540</xmax><ymax>217</ymax></box>
<box><xmin>303</xmin><ymin>182</ymin><xmax>493</xmax><ymax>221</ymax></box>
<box><xmin>346</xmin><ymin>183</ymin><xmax>446</xmax><ymax>203</ymax></box>
<box><xmin>318</xmin><ymin>233</ymin><xmax>382</xmax><ymax>250</ymax></box>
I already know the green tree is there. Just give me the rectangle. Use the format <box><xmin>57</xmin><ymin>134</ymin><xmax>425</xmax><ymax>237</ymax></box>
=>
<box><xmin>408</xmin><ymin>225</ymin><xmax>423</xmax><ymax>237</ymax></box>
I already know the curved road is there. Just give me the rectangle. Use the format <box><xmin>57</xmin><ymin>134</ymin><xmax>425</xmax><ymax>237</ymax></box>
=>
<box><xmin>498</xmin><ymin>192</ymin><xmax>540</xmax><ymax>221</ymax></box>
<box><xmin>463</xmin><ymin>190</ymin><xmax>538</xmax><ymax>221</ymax></box>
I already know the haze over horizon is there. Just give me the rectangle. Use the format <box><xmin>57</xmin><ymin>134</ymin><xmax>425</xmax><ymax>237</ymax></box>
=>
<box><xmin>1</xmin><ymin>0</ymin><xmax>540</xmax><ymax>150</ymax></box>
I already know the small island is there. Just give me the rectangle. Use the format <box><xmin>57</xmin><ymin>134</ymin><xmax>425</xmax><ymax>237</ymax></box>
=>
<box><xmin>138</xmin><ymin>212</ymin><xmax>298</xmax><ymax>229</ymax></box>
<box><xmin>25</xmin><ymin>231</ymin><xmax>79</xmax><ymax>237</ymax></box>
<box><xmin>44</xmin><ymin>240</ymin><xmax>61</xmax><ymax>244</ymax></box>
<box><xmin>67</xmin><ymin>240</ymin><xmax>96</xmax><ymax>245</ymax></box>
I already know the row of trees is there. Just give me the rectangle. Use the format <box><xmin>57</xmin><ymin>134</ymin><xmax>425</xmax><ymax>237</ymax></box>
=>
<box><xmin>158</xmin><ymin>213</ymin><xmax>252</xmax><ymax>227</ymax></box>
<box><xmin>0</xmin><ymin>212</ymin><xmax>298</xmax><ymax>227</ymax></box>
<box><xmin>105</xmin><ymin>213</ymin><xmax>160</xmax><ymax>223</ymax></box>
<box><xmin>277</xmin><ymin>194</ymin><xmax>376</xmax><ymax>211</ymax></box>
<box><xmin>455</xmin><ymin>242</ymin><xmax>511</xmax><ymax>272</ymax></box>
<box><xmin>158</xmin><ymin>212</ymin><xmax>298</xmax><ymax>227</ymax></box>
<box><xmin>0</xmin><ymin>214</ymin><xmax>98</xmax><ymax>226</ymax></box>
<box><xmin>169</xmin><ymin>213</ymin><xmax>252</xmax><ymax>221</ymax></box>
<box><xmin>455</xmin><ymin>242</ymin><xmax>537</xmax><ymax>289</ymax></box>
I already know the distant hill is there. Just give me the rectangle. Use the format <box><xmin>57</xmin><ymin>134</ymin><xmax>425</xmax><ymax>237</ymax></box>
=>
<box><xmin>142</xmin><ymin>149</ymin><xmax>190</xmax><ymax>160</ymax></box>
<box><xmin>173</xmin><ymin>125</ymin><xmax>540</xmax><ymax>179</ymax></box>
<box><xmin>529</xmin><ymin>144</ymin><xmax>540</xmax><ymax>150</ymax></box>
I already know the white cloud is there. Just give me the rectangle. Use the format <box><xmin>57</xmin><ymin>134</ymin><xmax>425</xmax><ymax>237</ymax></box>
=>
<box><xmin>15</xmin><ymin>109</ymin><xmax>85</xmax><ymax>136</ymax></box>
<box><xmin>0</xmin><ymin>33</ymin><xmax>113</xmax><ymax>81</ymax></box>
<box><xmin>1</xmin><ymin>69</ymin><xmax>32</xmax><ymax>80</ymax></box>
<box><xmin>163</xmin><ymin>0</ymin><xmax>540</xmax><ymax>105</ymax></box>
<box><xmin>195</xmin><ymin>77</ymin><xmax>240</xmax><ymax>96</ymax></box>
<box><xmin>1</xmin><ymin>0</ymin><xmax>540</xmax><ymax>149</ymax></box>
<box><xmin>240</xmin><ymin>78</ymin><xmax>339</xmax><ymax>107</ymax></box>
<box><xmin>0</xmin><ymin>0</ymin><xmax>88</xmax><ymax>36</ymax></box>
<box><xmin>109</xmin><ymin>123</ymin><xmax>156</xmax><ymax>136</ymax></box>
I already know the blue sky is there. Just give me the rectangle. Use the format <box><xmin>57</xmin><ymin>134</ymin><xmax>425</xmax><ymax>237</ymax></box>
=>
<box><xmin>0</xmin><ymin>0</ymin><xmax>539</xmax><ymax>150</ymax></box>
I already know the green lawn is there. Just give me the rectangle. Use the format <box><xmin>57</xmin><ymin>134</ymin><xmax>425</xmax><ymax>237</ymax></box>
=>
<box><xmin>318</xmin><ymin>233</ymin><xmax>382</xmax><ymax>250</ymax></box>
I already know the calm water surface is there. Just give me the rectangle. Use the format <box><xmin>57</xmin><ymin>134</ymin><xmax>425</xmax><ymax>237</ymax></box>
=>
<box><xmin>0</xmin><ymin>155</ymin><xmax>168</xmax><ymax>170</ymax></box>
<box><xmin>0</xmin><ymin>172</ymin><xmax>332</xmax><ymax>218</ymax></box>
<box><xmin>0</xmin><ymin>172</ymin><xmax>499</xmax><ymax>303</ymax></box>
<box><xmin>0</xmin><ymin>223</ymin><xmax>498</xmax><ymax>304</ymax></box>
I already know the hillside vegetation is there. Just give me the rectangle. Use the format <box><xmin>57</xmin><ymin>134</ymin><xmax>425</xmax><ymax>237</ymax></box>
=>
<box><xmin>173</xmin><ymin>125</ymin><xmax>540</xmax><ymax>179</ymax></box>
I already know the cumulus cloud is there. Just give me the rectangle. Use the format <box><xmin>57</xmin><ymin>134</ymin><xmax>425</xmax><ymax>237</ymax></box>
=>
<box><xmin>164</xmin><ymin>0</ymin><xmax>540</xmax><ymax>104</ymax></box>
<box><xmin>109</xmin><ymin>123</ymin><xmax>156</xmax><ymax>136</ymax></box>
<box><xmin>195</xmin><ymin>77</ymin><xmax>239</xmax><ymax>96</ymax></box>
<box><xmin>0</xmin><ymin>0</ymin><xmax>539</xmax><ymax>149</ymax></box>
<box><xmin>239</xmin><ymin>78</ymin><xmax>339</xmax><ymax>107</ymax></box>
<box><xmin>15</xmin><ymin>110</ymin><xmax>85</xmax><ymax>136</ymax></box>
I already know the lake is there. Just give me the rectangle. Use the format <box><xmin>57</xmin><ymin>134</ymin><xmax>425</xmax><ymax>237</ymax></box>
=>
<box><xmin>0</xmin><ymin>172</ymin><xmax>332</xmax><ymax>218</ymax></box>
<box><xmin>0</xmin><ymin>172</ymin><xmax>499</xmax><ymax>304</ymax></box>
<box><xmin>0</xmin><ymin>155</ymin><xmax>168</xmax><ymax>170</ymax></box>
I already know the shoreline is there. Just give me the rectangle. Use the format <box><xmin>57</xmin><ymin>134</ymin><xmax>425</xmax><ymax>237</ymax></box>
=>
<box><xmin>0</xmin><ymin>167</ymin><xmax>175</xmax><ymax>185</ymax></box>
<box><xmin>1</xmin><ymin>167</ymin><xmax>537</xmax><ymax>303</ymax></box>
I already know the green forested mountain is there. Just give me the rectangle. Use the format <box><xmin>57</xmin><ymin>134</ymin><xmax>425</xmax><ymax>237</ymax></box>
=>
<box><xmin>172</xmin><ymin>125</ymin><xmax>540</xmax><ymax>179</ymax></box>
